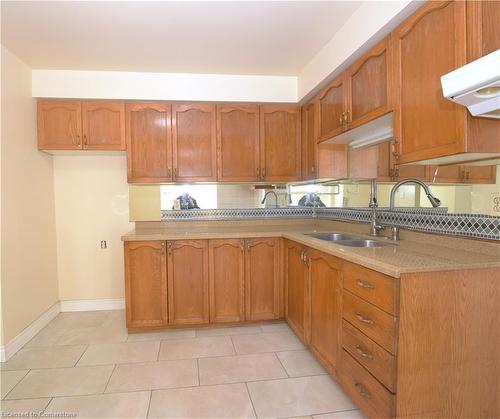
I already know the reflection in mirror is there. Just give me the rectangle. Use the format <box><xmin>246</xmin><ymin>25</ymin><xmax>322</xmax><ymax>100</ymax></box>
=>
<box><xmin>128</xmin><ymin>164</ymin><xmax>500</xmax><ymax>221</ymax></box>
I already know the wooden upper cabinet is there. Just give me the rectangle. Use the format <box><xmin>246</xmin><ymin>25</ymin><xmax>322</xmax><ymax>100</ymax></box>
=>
<box><xmin>124</xmin><ymin>241</ymin><xmax>167</xmax><ymax>328</ymax></box>
<box><xmin>393</xmin><ymin>1</ymin><xmax>466</xmax><ymax>164</ymax></box>
<box><xmin>208</xmin><ymin>239</ymin><xmax>245</xmax><ymax>323</ymax></box>
<box><xmin>82</xmin><ymin>102</ymin><xmax>125</xmax><ymax>150</ymax></box>
<box><xmin>38</xmin><ymin>101</ymin><xmax>82</xmax><ymax>150</ymax></box>
<box><xmin>302</xmin><ymin>102</ymin><xmax>317</xmax><ymax>180</ymax></box>
<box><xmin>167</xmin><ymin>240</ymin><xmax>209</xmax><ymax>325</ymax></box>
<box><xmin>463</xmin><ymin>165</ymin><xmax>497</xmax><ymax>184</ymax></box>
<box><xmin>308</xmin><ymin>250</ymin><xmax>342</xmax><ymax>374</ymax></box>
<box><xmin>285</xmin><ymin>241</ymin><xmax>308</xmax><ymax>341</ymax></box>
<box><xmin>217</xmin><ymin>105</ymin><xmax>260</xmax><ymax>181</ymax></box>
<box><xmin>245</xmin><ymin>238</ymin><xmax>281</xmax><ymax>321</ymax></box>
<box><xmin>172</xmin><ymin>103</ymin><xmax>217</xmax><ymax>182</ymax></box>
<box><xmin>346</xmin><ymin>37</ymin><xmax>393</xmax><ymax>130</ymax></box>
<box><xmin>260</xmin><ymin>105</ymin><xmax>302</xmax><ymax>181</ymax></box>
<box><xmin>317</xmin><ymin>75</ymin><xmax>347</xmax><ymax>142</ymax></box>
<box><xmin>429</xmin><ymin>164</ymin><xmax>497</xmax><ymax>184</ymax></box>
<box><xmin>126</xmin><ymin>103</ymin><xmax>172</xmax><ymax>183</ymax></box>
<box><xmin>467</xmin><ymin>0</ymin><xmax>500</xmax><ymax>61</ymax></box>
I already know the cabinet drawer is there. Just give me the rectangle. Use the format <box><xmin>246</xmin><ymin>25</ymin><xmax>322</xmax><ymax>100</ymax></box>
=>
<box><xmin>343</xmin><ymin>291</ymin><xmax>397</xmax><ymax>354</ymax></box>
<box><xmin>343</xmin><ymin>261</ymin><xmax>398</xmax><ymax>315</ymax></box>
<box><xmin>342</xmin><ymin>320</ymin><xmax>396</xmax><ymax>392</ymax></box>
<box><xmin>339</xmin><ymin>350</ymin><xmax>395</xmax><ymax>419</ymax></box>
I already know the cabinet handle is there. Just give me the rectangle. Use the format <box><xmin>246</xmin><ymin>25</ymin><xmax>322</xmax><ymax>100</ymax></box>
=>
<box><xmin>339</xmin><ymin>114</ymin><xmax>343</xmax><ymax>125</ymax></box>
<box><xmin>83</xmin><ymin>134</ymin><xmax>87</xmax><ymax>149</ymax></box>
<box><xmin>344</xmin><ymin>110</ymin><xmax>350</xmax><ymax>126</ymax></box>
<box><xmin>173</xmin><ymin>168</ymin><xmax>178</xmax><ymax>179</ymax></box>
<box><xmin>261</xmin><ymin>168</ymin><xmax>266</xmax><ymax>178</ymax></box>
<box><xmin>300</xmin><ymin>250</ymin><xmax>305</xmax><ymax>261</ymax></box>
<box><xmin>167</xmin><ymin>242</ymin><xmax>173</xmax><ymax>255</ymax></box>
<box><xmin>161</xmin><ymin>241</ymin><xmax>166</xmax><ymax>255</ymax></box>
<box><xmin>240</xmin><ymin>240</ymin><xmax>245</xmax><ymax>253</ymax></box>
<box><xmin>303</xmin><ymin>251</ymin><xmax>309</xmax><ymax>267</ymax></box>
<box><xmin>167</xmin><ymin>168</ymin><xmax>172</xmax><ymax>179</ymax></box>
<box><xmin>355</xmin><ymin>312</ymin><xmax>374</xmax><ymax>325</ymax></box>
<box><xmin>256</xmin><ymin>168</ymin><xmax>260</xmax><ymax>179</ymax></box>
<box><xmin>354</xmin><ymin>381</ymin><xmax>371</xmax><ymax>399</ymax></box>
<box><xmin>246</xmin><ymin>242</ymin><xmax>251</xmax><ymax>251</ymax></box>
<box><xmin>355</xmin><ymin>345</ymin><xmax>373</xmax><ymax>360</ymax></box>
<box><xmin>76</xmin><ymin>135</ymin><xmax>81</xmax><ymax>147</ymax></box>
<box><xmin>356</xmin><ymin>279</ymin><xmax>375</xmax><ymax>289</ymax></box>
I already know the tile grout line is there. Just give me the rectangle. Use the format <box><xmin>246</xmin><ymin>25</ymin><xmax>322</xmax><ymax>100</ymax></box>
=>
<box><xmin>102</xmin><ymin>364</ymin><xmax>117</xmax><ymax>393</ymax></box>
<box><xmin>196</xmin><ymin>358</ymin><xmax>201</xmax><ymax>386</ymax></box>
<box><xmin>273</xmin><ymin>351</ymin><xmax>290</xmax><ymax>378</ymax></box>
<box><xmin>244</xmin><ymin>382</ymin><xmax>259</xmax><ymax>419</ymax></box>
<box><xmin>156</xmin><ymin>341</ymin><xmax>161</xmax><ymax>362</ymax></box>
<box><xmin>229</xmin><ymin>335</ymin><xmax>238</xmax><ymax>356</ymax></box>
<box><xmin>2</xmin><ymin>369</ymin><xmax>31</xmax><ymax>400</ymax></box>
<box><xmin>146</xmin><ymin>390</ymin><xmax>153</xmax><ymax>419</ymax></box>
<box><xmin>73</xmin><ymin>344</ymin><xmax>89</xmax><ymax>367</ymax></box>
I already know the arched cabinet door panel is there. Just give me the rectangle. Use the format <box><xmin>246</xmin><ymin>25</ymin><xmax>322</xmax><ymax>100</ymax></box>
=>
<box><xmin>245</xmin><ymin>238</ymin><xmax>281</xmax><ymax>321</ymax></box>
<box><xmin>172</xmin><ymin>104</ymin><xmax>217</xmax><ymax>182</ymax></box>
<box><xmin>167</xmin><ymin>240</ymin><xmax>209</xmax><ymax>325</ymax></box>
<box><xmin>82</xmin><ymin>102</ymin><xmax>125</xmax><ymax>150</ymax></box>
<box><xmin>38</xmin><ymin>101</ymin><xmax>82</xmax><ymax>150</ymax></box>
<box><xmin>217</xmin><ymin>105</ymin><xmax>260</xmax><ymax>182</ymax></box>
<box><xmin>126</xmin><ymin>103</ymin><xmax>172</xmax><ymax>183</ymax></box>
<box><xmin>209</xmin><ymin>239</ymin><xmax>245</xmax><ymax>323</ymax></box>
<box><xmin>124</xmin><ymin>241</ymin><xmax>167</xmax><ymax>328</ymax></box>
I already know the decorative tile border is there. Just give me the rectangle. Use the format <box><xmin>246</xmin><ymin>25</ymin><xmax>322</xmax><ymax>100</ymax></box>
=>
<box><xmin>315</xmin><ymin>208</ymin><xmax>500</xmax><ymax>241</ymax></box>
<box><xmin>160</xmin><ymin>207</ymin><xmax>500</xmax><ymax>240</ymax></box>
<box><xmin>161</xmin><ymin>207</ymin><xmax>314</xmax><ymax>220</ymax></box>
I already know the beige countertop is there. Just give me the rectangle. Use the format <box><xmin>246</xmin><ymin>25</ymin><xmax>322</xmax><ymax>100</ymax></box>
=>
<box><xmin>122</xmin><ymin>221</ymin><xmax>500</xmax><ymax>278</ymax></box>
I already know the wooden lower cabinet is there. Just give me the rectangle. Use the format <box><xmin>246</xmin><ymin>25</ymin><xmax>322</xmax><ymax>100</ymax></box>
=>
<box><xmin>124</xmin><ymin>241</ymin><xmax>167</xmax><ymax>328</ymax></box>
<box><xmin>245</xmin><ymin>238</ymin><xmax>281</xmax><ymax>321</ymax></box>
<box><xmin>308</xmin><ymin>249</ymin><xmax>342</xmax><ymax>375</ymax></box>
<box><xmin>167</xmin><ymin>240</ymin><xmax>209</xmax><ymax>325</ymax></box>
<box><xmin>285</xmin><ymin>240</ymin><xmax>308</xmax><ymax>341</ymax></box>
<box><xmin>208</xmin><ymin>239</ymin><xmax>245</xmax><ymax>323</ymax></box>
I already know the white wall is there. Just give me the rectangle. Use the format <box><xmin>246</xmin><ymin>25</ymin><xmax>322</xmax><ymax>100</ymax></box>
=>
<box><xmin>32</xmin><ymin>70</ymin><xmax>297</xmax><ymax>103</ymax></box>
<box><xmin>0</xmin><ymin>46</ymin><xmax>59</xmax><ymax>344</ymax></box>
<box><xmin>53</xmin><ymin>154</ymin><xmax>133</xmax><ymax>301</ymax></box>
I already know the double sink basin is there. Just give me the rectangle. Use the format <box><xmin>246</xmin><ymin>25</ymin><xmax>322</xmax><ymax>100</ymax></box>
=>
<box><xmin>304</xmin><ymin>232</ymin><xmax>393</xmax><ymax>248</ymax></box>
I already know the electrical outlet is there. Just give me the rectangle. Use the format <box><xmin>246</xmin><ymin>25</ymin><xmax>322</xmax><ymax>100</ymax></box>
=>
<box><xmin>100</xmin><ymin>240</ymin><xmax>107</xmax><ymax>249</ymax></box>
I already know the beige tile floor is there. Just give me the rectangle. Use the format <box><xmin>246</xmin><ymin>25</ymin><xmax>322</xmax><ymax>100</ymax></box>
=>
<box><xmin>0</xmin><ymin>310</ymin><xmax>365</xmax><ymax>419</ymax></box>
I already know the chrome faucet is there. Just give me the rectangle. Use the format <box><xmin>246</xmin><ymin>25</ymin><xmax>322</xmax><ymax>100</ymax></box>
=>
<box><xmin>261</xmin><ymin>190</ymin><xmax>279</xmax><ymax>208</ymax></box>
<box><xmin>389</xmin><ymin>178</ymin><xmax>441</xmax><ymax>240</ymax></box>
<box><xmin>368</xmin><ymin>179</ymin><xmax>385</xmax><ymax>236</ymax></box>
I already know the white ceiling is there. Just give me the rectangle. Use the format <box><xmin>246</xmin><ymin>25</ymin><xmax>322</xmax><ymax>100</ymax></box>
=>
<box><xmin>1</xmin><ymin>1</ymin><xmax>361</xmax><ymax>76</ymax></box>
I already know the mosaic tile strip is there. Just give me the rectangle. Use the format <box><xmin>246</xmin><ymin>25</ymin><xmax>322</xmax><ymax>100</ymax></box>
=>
<box><xmin>315</xmin><ymin>208</ymin><xmax>500</xmax><ymax>241</ymax></box>
<box><xmin>161</xmin><ymin>207</ymin><xmax>314</xmax><ymax>220</ymax></box>
<box><xmin>160</xmin><ymin>207</ymin><xmax>500</xmax><ymax>240</ymax></box>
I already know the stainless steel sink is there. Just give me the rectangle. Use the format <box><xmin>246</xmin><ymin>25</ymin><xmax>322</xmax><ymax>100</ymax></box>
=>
<box><xmin>336</xmin><ymin>239</ymin><xmax>393</xmax><ymax>248</ymax></box>
<box><xmin>305</xmin><ymin>232</ymin><xmax>360</xmax><ymax>241</ymax></box>
<box><xmin>305</xmin><ymin>232</ymin><xmax>393</xmax><ymax>248</ymax></box>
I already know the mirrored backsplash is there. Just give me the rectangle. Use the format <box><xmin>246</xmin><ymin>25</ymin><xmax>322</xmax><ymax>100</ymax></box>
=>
<box><xmin>129</xmin><ymin>165</ymin><xmax>500</xmax><ymax>221</ymax></box>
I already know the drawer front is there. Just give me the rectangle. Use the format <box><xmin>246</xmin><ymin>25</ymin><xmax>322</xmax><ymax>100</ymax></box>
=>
<box><xmin>343</xmin><ymin>261</ymin><xmax>398</xmax><ymax>315</ymax></box>
<box><xmin>343</xmin><ymin>291</ymin><xmax>397</xmax><ymax>354</ymax></box>
<box><xmin>339</xmin><ymin>350</ymin><xmax>395</xmax><ymax>419</ymax></box>
<box><xmin>342</xmin><ymin>320</ymin><xmax>396</xmax><ymax>392</ymax></box>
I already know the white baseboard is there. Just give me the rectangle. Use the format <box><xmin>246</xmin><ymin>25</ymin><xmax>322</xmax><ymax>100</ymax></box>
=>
<box><xmin>60</xmin><ymin>298</ymin><xmax>125</xmax><ymax>312</ymax></box>
<box><xmin>0</xmin><ymin>302</ymin><xmax>61</xmax><ymax>362</ymax></box>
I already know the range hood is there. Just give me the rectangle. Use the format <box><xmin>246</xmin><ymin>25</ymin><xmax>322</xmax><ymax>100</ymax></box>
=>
<box><xmin>441</xmin><ymin>50</ymin><xmax>500</xmax><ymax>119</ymax></box>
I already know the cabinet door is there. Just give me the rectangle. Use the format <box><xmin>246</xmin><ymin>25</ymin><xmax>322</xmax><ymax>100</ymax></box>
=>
<box><xmin>209</xmin><ymin>239</ymin><xmax>245</xmax><ymax>323</ymax></box>
<box><xmin>167</xmin><ymin>240</ymin><xmax>209</xmax><ymax>325</ymax></box>
<box><xmin>217</xmin><ymin>105</ymin><xmax>260</xmax><ymax>182</ymax></box>
<box><xmin>346</xmin><ymin>37</ymin><xmax>392</xmax><ymax>130</ymax></box>
<box><xmin>124</xmin><ymin>241</ymin><xmax>167</xmax><ymax>328</ymax></box>
<box><xmin>308</xmin><ymin>249</ymin><xmax>342</xmax><ymax>374</ymax></box>
<box><xmin>393</xmin><ymin>1</ymin><xmax>467</xmax><ymax>164</ymax></box>
<box><xmin>428</xmin><ymin>165</ymin><xmax>464</xmax><ymax>184</ymax></box>
<box><xmin>82</xmin><ymin>102</ymin><xmax>125</xmax><ymax>150</ymax></box>
<box><xmin>302</xmin><ymin>102</ymin><xmax>317</xmax><ymax>180</ymax></box>
<box><xmin>285</xmin><ymin>241</ymin><xmax>308</xmax><ymax>341</ymax></box>
<box><xmin>260</xmin><ymin>106</ymin><xmax>302</xmax><ymax>182</ymax></box>
<box><xmin>467</xmin><ymin>0</ymin><xmax>500</xmax><ymax>61</ymax></box>
<box><xmin>172</xmin><ymin>104</ymin><xmax>217</xmax><ymax>182</ymax></box>
<box><xmin>37</xmin><ymin>101</ymin><xmax>82</xmax><ymax>150</ymax></box>
<box><xmin>463</xmin><ymin>165</ymin><xmax>497</xmax><ymax>184</ymax></box>
<box><xmin>245</xmin><ymin>238</ymin><xmax>281</xmax><ymax>321</ymax></box>
<box><xmin>126</xmin><ymin>103</ymin><xmax>172</xmax><ymax>183</ymax></box>
<box><xmin>317</xmin><ymin>75</ymin><xmax>347</xmax><ymax>141</ymax></box>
